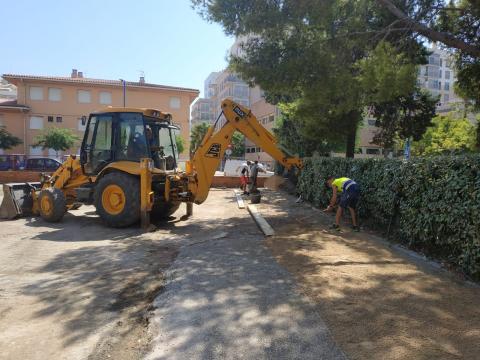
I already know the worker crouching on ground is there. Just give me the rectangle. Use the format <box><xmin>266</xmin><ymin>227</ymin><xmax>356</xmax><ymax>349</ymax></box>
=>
<box><xmin>324</xmin><ymin>176</ymin><xmax>360</xmax><ymax>231</ymax></box>
<box><xmin>236</xmin><ymin>160</ymin><xmax>252</xmax><ymax>194</ymax></box>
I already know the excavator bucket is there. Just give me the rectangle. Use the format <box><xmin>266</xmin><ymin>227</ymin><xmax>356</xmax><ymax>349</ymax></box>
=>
<box><xmin>0</xmin><ymin>183</ymin><xmax>41</xmax><ymax>219</ymax></box>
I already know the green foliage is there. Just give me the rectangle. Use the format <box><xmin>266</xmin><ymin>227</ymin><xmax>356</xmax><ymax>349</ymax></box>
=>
<box><xmin>412</xmin><ymin>114</ymin><xmax>477</xmax><ymax>155</ymax></box>
<box><xmin>192</xmin><ymin>0</ymin><xmax>431</xmax><ymax>157</ymax></box>
<box><xmin>0</xmin><ymin>127</ymin><xmax>22</xmax><ymax>150</ymax></box>
<box><xmin>175</xmin><ymin>135</ymin><xmax>185</xmax><ymax>154</ymax></box>
<box><xmin>274</xmin><ymin>103</ymin><xmax>342</xmax><ymax>157</ymax></box>
<box><xmin>34</xmin><ymin>127</ymin><xmax>79</xmax><ymax>154</ymax></box>
<box><xmin>190</xmin><ymin>122</ymin><xmax>210</xmax><ymax>154</ymax></box>
<box><xmin>231</xmin><ymin>131</ymin><xmax>245</xmax><ymax>157</ymax></box>
<box><xmin>298</xmin><ymin>155</ymin><xmax>480</xmax><ymax>279</ymax></box>
<box><xmin>356</xmin><ymin>41</ymin><xmax>418</xmax><ymax>104</ymax></box>
<box><xmin>437</xmin><ymin>1</ymin><xmax>480</xmax><ymax>107</ymax></box>
<box><xmin>371</xmin><ymin>90</ymin><xmax>438</xmax><ymax>149</ymax></box>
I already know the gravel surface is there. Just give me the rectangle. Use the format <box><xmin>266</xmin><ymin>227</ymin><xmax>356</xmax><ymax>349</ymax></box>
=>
<box><xmin>260</xmin><ymin>190</ymin><xmax>480</xmax><ymax>360</ymax></box>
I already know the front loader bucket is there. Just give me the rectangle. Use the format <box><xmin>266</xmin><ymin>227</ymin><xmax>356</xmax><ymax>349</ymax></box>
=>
<box><xmin>0</xmin><ymin>182</ymin><xmax>41</xmax><ymax>219</ymax></box>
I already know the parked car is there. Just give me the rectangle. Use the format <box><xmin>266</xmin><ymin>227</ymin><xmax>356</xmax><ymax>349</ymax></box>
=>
<box><xmin>25</xmin><ymin>158</ymin><xmax>62</xmax><ymax>172</ymax></box>
<box><xmin>0</xmin><ymin>155</ymin><xmax>12</xmax><ymax>170</ymax></box>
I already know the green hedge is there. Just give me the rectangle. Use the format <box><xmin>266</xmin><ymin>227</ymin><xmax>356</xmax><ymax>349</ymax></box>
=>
<box><xmin>297</xmin><ymin>155</ymin><xmax>480</xmax><ymax>279</ymax></box>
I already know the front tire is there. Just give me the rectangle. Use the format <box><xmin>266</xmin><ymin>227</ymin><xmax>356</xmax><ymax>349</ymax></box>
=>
<box><xmin>38</xmin><ymin>188</ymin><xmax>67</xmax><ymax>222</ymax></box>
<box><xmin>94</xmin><ymin>173</ymin><xmax>140</xmax><ymax>228</ymax></box>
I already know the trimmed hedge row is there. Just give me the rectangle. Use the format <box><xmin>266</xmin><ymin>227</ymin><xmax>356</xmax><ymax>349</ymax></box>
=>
<box><xmin>297</xmin><ymin>155</ymin><xmax>480</xmax><ymax>279</ymax></box>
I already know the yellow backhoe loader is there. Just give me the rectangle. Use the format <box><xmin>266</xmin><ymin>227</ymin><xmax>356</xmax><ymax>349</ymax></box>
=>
<box><xmin>0</xmin><ymin>99</ymin><xmax>302</xmax><ymax>228</ymax></box>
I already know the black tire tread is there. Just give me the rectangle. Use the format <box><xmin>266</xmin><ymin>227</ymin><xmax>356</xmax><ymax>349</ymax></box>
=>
<box><xmin>39</xmin><ymin>188</ymin><xmax>67</xmax><ymax>222</ymax></box>
<box><xmin>151</xmin><ymin>201</ymin><xmax>181</xmax><ymax>220</ymax></box>
<box><xmin>94</xmin><ymin>173</ymin><xmax>140</xmax><ymax>228</ymax></box>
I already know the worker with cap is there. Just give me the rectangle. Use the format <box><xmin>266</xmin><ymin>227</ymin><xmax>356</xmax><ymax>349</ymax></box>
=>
<box><xmin>236</xmin><ymin>160</ymin><xmax>252</xmax><ymax>194</ymax></box>
<box><xmin>324</xmin><ymin>176</ymin><xmax>360</xmax><ymax>231</ymax></box>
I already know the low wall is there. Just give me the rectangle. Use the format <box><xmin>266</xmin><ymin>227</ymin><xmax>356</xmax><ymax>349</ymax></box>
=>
<box><xmin>211</xmin><ymin>175</ymin><xmax>266</xmax><ymax>188</ymax></box>
<box><xmin>0</xmin><ymin>171</ymin><xmax>43</xmax><ymax>184</ymax></box>
<box><xmin>1</xmin><ymin>171</ymin><xmax>267</xmax><ymax>189</ymax></box>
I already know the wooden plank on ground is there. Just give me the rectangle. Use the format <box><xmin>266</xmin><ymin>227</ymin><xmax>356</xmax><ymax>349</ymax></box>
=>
<box><xmin>247</xmin><ymin>204</ymin><xmax>275</xmax><ymax>236</ymax></box>
<box><xmin>233</xmin><ymin>190</ymin><xmax>245</xmax><ymax>209</ymax></box>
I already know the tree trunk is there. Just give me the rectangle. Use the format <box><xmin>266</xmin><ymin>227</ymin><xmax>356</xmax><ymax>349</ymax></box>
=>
<box><xmin>345</xmin><ymin>112</ymin><xmax>359</xmax><ymax>158</ymax></box>
<box><xmin>476</xmin><ymin>123</ymin><xmax>480</xmax><ymax>151</ymax></box>
<box><xmin>376</xmin><ymin>0</ymin><xmax>480</xmax><ymax>58</ymax></box>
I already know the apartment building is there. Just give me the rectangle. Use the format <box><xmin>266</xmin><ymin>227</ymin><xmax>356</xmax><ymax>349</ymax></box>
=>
<box><xmin>244</xmin><ymin>86</ymin><xmax>278</xmax><ymax>168</ymax></box>
<box><xmin>418</xmin><ymin>44</ymin><xmax>460</xmax><ymax>112</ymax></box>
<box><xmin>191</xmin><ymin>97</ymin><xmax>214</xmax><ymax>127</ymax></box>
<box><xmin>0</xmin><ymin>70</ymin><xmax>199</xmax><ymax>159</ymax></box>
<box><xmin>191</xmin><ymin>68</ymin><xmax>250</xmax><ymax>131</ymax></box>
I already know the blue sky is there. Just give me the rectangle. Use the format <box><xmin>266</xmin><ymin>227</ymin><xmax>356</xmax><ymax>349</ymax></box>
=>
<box><xmin>0</xmin><ymin>0</ymin><xmax>233</xmax><ymax>97</ymax></box>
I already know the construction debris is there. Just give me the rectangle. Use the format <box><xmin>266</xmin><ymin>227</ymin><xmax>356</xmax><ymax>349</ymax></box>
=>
<box><xmin>233</xmin><ymin>190</ymin><xmax>245</xmax><ymax>209</ymax></box>
<box><xmin>247</xmin><ymin>204</ymin><xmax>275</xmax><ymax>236</ymax></box>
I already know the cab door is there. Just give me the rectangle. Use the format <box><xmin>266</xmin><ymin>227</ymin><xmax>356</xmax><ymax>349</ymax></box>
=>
<box><xmin>81</xmin><ymin>114</ymin><xmax>114</xmax><ymax>175</ymax></box>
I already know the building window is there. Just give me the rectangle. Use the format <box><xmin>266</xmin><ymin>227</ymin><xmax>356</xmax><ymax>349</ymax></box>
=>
<box><xmin>29</xmin><ymin>87</ymin><xmax>43</xmax><ymax>101</ymax></box>
<box><xmin>445</xmin><ymin>82</ymin><xmax>450</xmax><ymax>91</ymax></box>
<box><xmin>56</xmin><ymin>116</ymin><xmax>62</xmax><ymax>123</ymax></box>
<box><xmin>48</xmin><ymin>116</ymin><xmax>54</xmax><ymax>122</ymax></box>
<box><xmin>48</xmin><ymin>88</ymin><xmax>62</xmax><ymax>102</ymax></box>
<box><xmin>368</xmin><ymin>119</ymin><xmax>376</xmax><ymax>126</ymax></box>
<box><xmin>256</xmin><ymin>147</ymin><xmax>261</xmax><ymax>152</ymax></box>
<box><xmin>439</xmin><ymin>69</ymin><xmax>442</xmax><ymax>78</ymax></box>
<box><xmin>77</xmin><ymin>90</ymin><xmax>91</xmax><ymax>103</ymax></box>
<box><xmin>29</xmin><ymin>116</ymin><xmax>44</xmax><ymax>130</ymax></box>
<box><xmin>29</xmin><ymin>146</ymin><xmax>43</xmax><ymax>156</ymax></box>
<box><xmin>169</xmin><ymin>97</ymin><xmax>181</xmax><ymax>109</ymax></box>
<box><xmin>268</xmin><ymin>115</ymin><xmax>274</xmax><ymax>123</ymax></box>
<box><xmin>99</xmin><ymin>91</ymin><xmax>112</xmax><ymax>105</ymax></box>
<box><xmin>78</xmin><ymin>116</ymin><xmax>87</xmax><ymax>131</ymax></box>
<box><xmin>366</xmin><ymin>148</ymin><xmax>380</xmax><ymax>155</ymax></box>
<box><xmin>233</xmin><ymin>85</ymin><xmax>249</xmax><ymax>98</ymax></box>
<box><xmin>445</xmin><ymin>70</ymin><xmax>451</xmax><ymax>79</ymax></box>
<box><xmin>440</xmin><ymin>58</ymin><xmax>443</xmax><ymax>67</ymax></box>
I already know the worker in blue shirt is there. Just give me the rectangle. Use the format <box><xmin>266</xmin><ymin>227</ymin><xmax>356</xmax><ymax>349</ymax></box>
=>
<box><xmin>324</xmin><ymin>176</ymin><xmax>360</xmax><ymax>231</ymax></box>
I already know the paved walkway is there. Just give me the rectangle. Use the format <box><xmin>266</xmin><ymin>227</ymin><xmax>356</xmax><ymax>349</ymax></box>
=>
<box><xmin>146</xmin><ymin>190</ymin><xmax>346</xmax><ymax>360</ymax></box>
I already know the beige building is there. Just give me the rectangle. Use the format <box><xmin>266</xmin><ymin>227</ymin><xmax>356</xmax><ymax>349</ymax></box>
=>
<box><xmin>244</xmin><ymin>86</ymin><xmax>278</xmax><ymax>168</ymax></box>
<box><xmin>418</xmin><ymin>44</ymin><xmax>461</xmax><ymax>112</ymax></box>
<box><xmin>191</xmin><ymin>97</ymin><xmax>214</xmax><ymax>128</ymax></box>
<box><xmin>0</xmin><ymin>71</ymin><xmax>198</xmax><ymax>159</ymax></box>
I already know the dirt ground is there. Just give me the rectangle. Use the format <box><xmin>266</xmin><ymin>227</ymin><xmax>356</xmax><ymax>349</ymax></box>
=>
<box><xmin>1</xmin><ymin>187</ymin><xmax>480</xmax><ymax>360</ymax></box>
<box><xmin>0</xmin><ymin>201</ymin><xmax>179</xmax><ymax>360</ymax></box>
<box><xmin>259</xmin><ymin>190</ymin><xmax>480</xmax><ymax>360</ymax></box>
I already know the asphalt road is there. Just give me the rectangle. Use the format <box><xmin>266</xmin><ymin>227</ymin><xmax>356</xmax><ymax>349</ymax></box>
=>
<box><xmin>146</xmin><ymin>190</ymin><xmax>346</xmax><ymax>360</ymax></box>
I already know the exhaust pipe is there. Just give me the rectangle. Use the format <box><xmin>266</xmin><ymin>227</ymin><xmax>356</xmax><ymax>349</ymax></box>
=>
<box><xmin>0</xmin><ymin>183</ymin><xmax>41</xmax><ymax>219</ymax></box>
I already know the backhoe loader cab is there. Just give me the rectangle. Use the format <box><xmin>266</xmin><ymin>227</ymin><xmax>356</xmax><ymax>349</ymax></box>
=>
<box><xmin>81</xmin><ymin>108</ymin><xmax>180</xmax><ymax>175</ymax></box>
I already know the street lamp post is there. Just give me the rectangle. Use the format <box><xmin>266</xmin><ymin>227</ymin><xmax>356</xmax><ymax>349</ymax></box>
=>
<box><xmin>119</xmin><ymin>79</ymin><xmax>126</xmax><ymax>107</ymax></box>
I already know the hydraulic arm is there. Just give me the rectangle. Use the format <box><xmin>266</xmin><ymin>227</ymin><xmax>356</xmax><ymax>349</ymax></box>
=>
<box><xmin>187</xmin><ymin>99</ymin><xmax>302</xmax><ymax>204</ymax></box>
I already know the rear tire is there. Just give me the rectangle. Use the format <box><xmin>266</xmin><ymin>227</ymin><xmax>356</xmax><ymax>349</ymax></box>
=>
<box><xmin>94</xmin><ymin>173</ymin><xmax>140</xmax><ymax>228</ymax></box>
<box><xmin>150</xmin><ymin>201</ymin><xmax>181</xmax><ymax>220</ymax></box>
<box><xmin>38</xmin><ymin>188</ymin><xmax>67</xmax><ymax>222</ymax></box>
